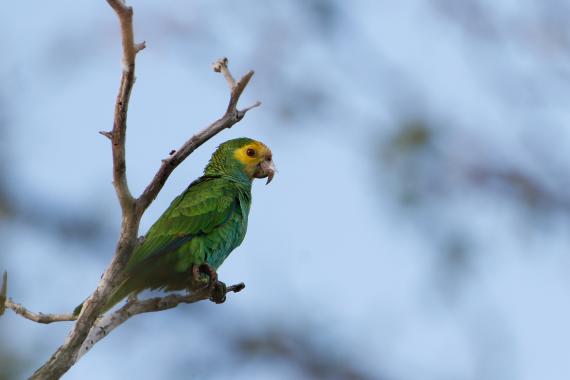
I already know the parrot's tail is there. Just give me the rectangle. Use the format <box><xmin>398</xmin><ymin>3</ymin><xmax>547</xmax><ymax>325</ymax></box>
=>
<box><xmin>72</xmin><ymin>279</ymin><xmax>134</xmax><ymax>316</ymax></box>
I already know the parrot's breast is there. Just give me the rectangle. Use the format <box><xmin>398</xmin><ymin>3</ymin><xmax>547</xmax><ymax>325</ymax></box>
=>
<box><xmin>204</xmin><ymin>191</ymin><xmax>250</xmax><ymax>269</ymax></box>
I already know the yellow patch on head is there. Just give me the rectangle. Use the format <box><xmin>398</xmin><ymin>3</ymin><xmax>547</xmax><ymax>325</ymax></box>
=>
<box><xmin>233</xmin><ymin>141</ymin><xmax>272</xmax><ymax>177</ymax></box>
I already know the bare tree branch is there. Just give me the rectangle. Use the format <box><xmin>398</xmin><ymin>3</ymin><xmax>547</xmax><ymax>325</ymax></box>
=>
<box><xmin>107</xmin><ymin>0</ymin><xmax>143</xmax><ymax>213</ymax></box>
<box><xmin>4</xmin><ymin>299</ymin><xmax>77</xmax><ymax>324</ymax></box>
<box><xmin>30</xmin><ymin>2</ymin><xmax>145</xmax><ymax>378</ymax></box>
<box><xmin>1</xmin><ymin>282</ymin><xmax>244</xmax><ymax>327</ymax></box>
<box><xmin>77</xmin><ymin>283</ymin><xmax>245</xmax><ymax>360</ymax></box>
<box><xmin>1</xmin><ymin>279</ymin><xmax>242</xmax><ymax>374</ymax></box>
<box><xmin>26</xmin><ymin>1</ymin><xmax>258</xmax><ymax>378</ymax></box>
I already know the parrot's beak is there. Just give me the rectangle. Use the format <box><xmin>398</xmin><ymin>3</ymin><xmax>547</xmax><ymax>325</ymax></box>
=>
<box><xmin>254</xmin><ymin>158</ymin><xmax>276</xmax><ymax>185</ymax></box>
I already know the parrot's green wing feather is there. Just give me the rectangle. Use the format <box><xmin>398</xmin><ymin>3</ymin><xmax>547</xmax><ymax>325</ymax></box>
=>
<box><xmin>127</xmin><ymin>176</ymin><xmax>238</xmax><ymax>270</ymax></box>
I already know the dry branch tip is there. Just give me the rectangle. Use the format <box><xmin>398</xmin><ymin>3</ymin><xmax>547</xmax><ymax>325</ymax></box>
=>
<box><xmin>228</xmin><ymin>282</ymin><xmax>246</xmax><ymax>293</ymax></box>
<box><xmin>135</xmin><ymin>41</ymin><xmax>146</xmax><ymax>53</ymax></box>
<box><xmin>3</xmin><ymin>297</ymin><xmax>77</xmax><ymax>324</ymax></box>
<box><xmin>0</xmin><ymin>271</ymin><xmax>7</xmax><ymax>316</ymax></box>
<box><xmin>106</xmin><ymin>0</ymin><xmax>131</xmax><ymax>14</ymax></box>
<box><xmin>213</xmin><ymin>57</ymin><xmax>236</xmax><ymax>89</ymax></box>
<box><xmin>234</xmin><ymin>70</ymin><xmax>254</xmax><ymax>92</ymax></box>
<box><xmin>226</xmin><ymin>70</ymin><xmax>255</xmax><ymax>113</ymax></box>
<box><xmin>99</xmin><ymin>131</ymin><xmax>113</xmax><ymax>140</ymax></box>
<box><xmin>212</xmin><ymin>57</ymin><xmax>229</xmax><ymax>73</ymax></box>
<box><xmin>241</xmin><ymin>101</ymin><xmax>262</xmax><ymax>113</ymax></box>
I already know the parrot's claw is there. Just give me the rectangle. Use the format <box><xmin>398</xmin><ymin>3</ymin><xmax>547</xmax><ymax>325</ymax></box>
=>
<box><xmin>191</xmin><ymin>263</ymin><xmax>218</xmax><ymax>289</ymax></box>
<box><xmin>199</xmin><ymin>263</ymin><xmax>218</xmax><ymax>288</ymax></box>
<box><xmin>209</xmin><ymin>281</ymin><xmax>227</xmax><ymax>304</ymax></box>
<box><xmin>190</xmin><ymin>264</ymin><xmax>226</xmax><ymax>303</ymax></box>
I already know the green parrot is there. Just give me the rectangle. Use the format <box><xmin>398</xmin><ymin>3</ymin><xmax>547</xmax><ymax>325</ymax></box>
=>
<box><xmin>74</xmin><ymin>137</ymin><xmax>275</xmax><ymax>315</ymax></box>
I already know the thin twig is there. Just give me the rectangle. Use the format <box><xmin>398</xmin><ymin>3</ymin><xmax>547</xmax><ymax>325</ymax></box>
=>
<box><xmin>227</xmin><ymin>70</ymin><xmax>254</xmax><ymax>113</ymax></box>
<box><xmin>239</xmin><ymin>100</ymin><xmax>262</xmax><ymax>114</ymax></box>
<box><xmin>99</xmin><ymin>130</ymin><xmax>113</xmax><ymax>140</ymax></box>
<box><xmin>212</xmin><ymin>57</ymin><xmax>236</xmax><ymax>89</ymax></box>
<box><xmin>4</xmin><ymin>299</ymin><xmax>76</xmax><ymax>324</ymax></box>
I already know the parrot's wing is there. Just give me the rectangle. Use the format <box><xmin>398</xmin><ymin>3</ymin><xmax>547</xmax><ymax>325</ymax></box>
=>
<box><xmin>127</xmin><ymin>176</ymin><xmax>237</xmax><ymax>269</ymax></box>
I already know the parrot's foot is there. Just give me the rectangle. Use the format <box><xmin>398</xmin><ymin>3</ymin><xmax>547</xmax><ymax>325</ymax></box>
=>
<box><xmin>209</xmin><ymin>281</ymin><xmax>227</xmax><ymax>304</ymax></box>
<box><xmin>190</xmin><ymin>264</ymin><xmax>226</xmax><ymax>304</ymax></box>
<box><xmin>191</xmin><ymin>263</ymin><xmax>218</xmax><ymax>289</ymax></box>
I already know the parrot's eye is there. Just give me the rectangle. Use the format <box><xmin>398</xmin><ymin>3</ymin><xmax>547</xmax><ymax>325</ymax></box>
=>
<box><xmin>246</xmin><ymin>148</ymin><xmax>256</xmax><ymax>157</ymax></box>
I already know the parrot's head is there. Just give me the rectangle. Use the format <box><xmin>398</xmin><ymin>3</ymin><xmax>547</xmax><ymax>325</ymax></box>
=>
<box><xmin>205</xmin><ymin>137</ymin><xmax>276</xmax><ymax>184</ymax></box>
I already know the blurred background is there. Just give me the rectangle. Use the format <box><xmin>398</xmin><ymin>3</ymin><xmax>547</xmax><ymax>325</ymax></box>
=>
<box><xmin>1</xmin><ymin>0</ymin><xmax>569</xmax><ymax>379</ymax></box>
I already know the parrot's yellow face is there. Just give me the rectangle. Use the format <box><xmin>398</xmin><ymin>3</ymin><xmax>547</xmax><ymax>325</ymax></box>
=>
<box><xmin>233</xmin><ymin>140</ymin><xmax>276</xmax><ymax>184</ymax></box>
